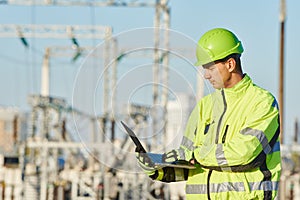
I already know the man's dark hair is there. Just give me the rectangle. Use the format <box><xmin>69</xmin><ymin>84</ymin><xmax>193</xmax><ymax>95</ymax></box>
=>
<box><xmin>218</xmin><ymin>53</ymin><xmax>242</xmax><ymax>73</ymax></box>
<box><xmin>202</xmin><ymin>53</ymin><xmax>242</xmax><ymax>73</ymax></box>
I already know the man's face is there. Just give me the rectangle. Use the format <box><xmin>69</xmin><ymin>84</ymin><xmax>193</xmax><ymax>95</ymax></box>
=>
<box><xmin>203</xmin><ymin>61</ymin><xmax>230</xmax><ymax>89</ymax></box>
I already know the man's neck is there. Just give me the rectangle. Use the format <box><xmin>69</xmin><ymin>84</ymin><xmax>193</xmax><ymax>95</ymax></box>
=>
<box><xmin>224</xmin><ymin>72</ymin><xmax>244</xmax><ymax>88</ymax></box>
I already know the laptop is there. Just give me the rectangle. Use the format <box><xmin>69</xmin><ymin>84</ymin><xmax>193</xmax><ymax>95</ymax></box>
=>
<box><xmin>121</xmin><ymin>121</ymin><xmax>196</xmax><ymax>169</ymax></box>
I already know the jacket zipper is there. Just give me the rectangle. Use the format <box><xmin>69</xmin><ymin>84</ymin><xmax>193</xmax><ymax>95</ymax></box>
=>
<box><xmin>215</xmin><ymin>89</ymin><xmax>227</xmax><ymax>144</ymax></box>
<box><xmin>207</xmin><ymin>169</ymin><xmax>213</xmax><ymax>200</ymax></box>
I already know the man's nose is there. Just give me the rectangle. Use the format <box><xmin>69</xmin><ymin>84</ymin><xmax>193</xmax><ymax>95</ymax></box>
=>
<box><xmin>204</xmin><ymin>69</ymin><xmax>210</xmax><ymax>79</ymax></box>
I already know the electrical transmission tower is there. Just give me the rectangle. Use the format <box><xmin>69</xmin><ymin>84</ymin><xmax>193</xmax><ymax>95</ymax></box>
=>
<box><xmin>2</xmin><ymin>0</ymin><xmax>171</xmax><ymax>148</ymax></box>
<box><xmin>1</xmin><ymin>1</ymin><xmax>173</xmax><ymax>199</ymax></box>
<box><xmin>0</xmin><ymin>23</ymin><xmax>114</xmax><ymax>199</ymax></box>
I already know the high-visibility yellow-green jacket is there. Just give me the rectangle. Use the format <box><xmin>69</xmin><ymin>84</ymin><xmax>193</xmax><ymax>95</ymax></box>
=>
<box><xmin>152</xmin><ymin>74</ymin><xmax>281</xmax><ymax>200</ymax></box>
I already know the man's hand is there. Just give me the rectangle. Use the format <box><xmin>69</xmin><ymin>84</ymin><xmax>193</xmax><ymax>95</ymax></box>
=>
<box><xmin>189</xmin><ymin>159</ymin><xmax>196</xmax><ymax>165</ymax></box>
<box><xmin>135</xmin><ymin>150</ymin><xmax>156</xmax><ymax>176</ymax></box>
<box><xmin>190</xmin><ymin>152</ymin><xmax>199</xmax><ymax>165</ymax></box>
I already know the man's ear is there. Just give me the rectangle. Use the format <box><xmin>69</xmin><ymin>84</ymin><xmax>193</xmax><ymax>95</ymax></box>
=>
<box><xmin>226</xmin><ymin>58</ymin><xmax>236</xmax><ymax>73</ymax></box>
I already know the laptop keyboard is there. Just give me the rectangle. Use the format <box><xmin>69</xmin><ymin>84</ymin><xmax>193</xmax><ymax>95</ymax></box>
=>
<box><xmin>147</xmin><ymin>153</ymin><xmax>163</xmax><ymax>163</ymax></box>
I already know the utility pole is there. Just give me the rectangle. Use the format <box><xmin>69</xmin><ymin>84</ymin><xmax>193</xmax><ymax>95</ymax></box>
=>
<box><xmin>279</xmin><ymin>0</ymin><xmax>286</xmax><ymax>144</ymax></box>
<box><xmin>161</xmin><ymin>0</ymin><xmax>170</xmax><ymax>151</ymax></box>
<box><xmin>294</xmin><ymin>118</ymin><xmax>298</xmax><ymax>144</ymax></box>
<box><xmin>152</xmin><ymin>0</ymin><xmax>170</xmax><ymax>151</ymax></box>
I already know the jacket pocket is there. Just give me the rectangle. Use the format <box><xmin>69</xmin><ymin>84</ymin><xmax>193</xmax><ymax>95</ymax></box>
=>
<box><xmin>204</xmin><ymin>123</ymin><xmax>210</xmax><ymax>135</ymax></box>
<box><xmin>204</xmin><ymin>120</ymin><xmax>215</xmax><ymax>135</ymax></box>
<box><xmin>221</xmin><ymin>125</ymin><xmax>229</xmax><ymax>143</ymax></box>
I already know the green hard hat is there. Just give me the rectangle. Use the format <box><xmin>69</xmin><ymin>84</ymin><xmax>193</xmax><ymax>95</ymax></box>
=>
<box><xmin>195</xmin><ymin>28</ymin><xmax>244</xmax><ymax>66</ymax></box>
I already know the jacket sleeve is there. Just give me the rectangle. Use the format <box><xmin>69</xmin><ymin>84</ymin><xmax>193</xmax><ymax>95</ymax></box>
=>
<box><xmin>150</xmin><ymin>167</ymin><xmax>189</xmax><ymax>182</ymax></box>
<box><xmin>177</xmin><ymin>104</ymin><xmax>199</xmax><ymax>161</ymax></box>
<box><xmin>151</xmin><ymin>104</ymin><xmax>200</xmax><ymax>182</ymax></box>
<box><xmin>194</xmin><ymin>97</ymin><xmax>280</xmax><ymax>172</ymax></box>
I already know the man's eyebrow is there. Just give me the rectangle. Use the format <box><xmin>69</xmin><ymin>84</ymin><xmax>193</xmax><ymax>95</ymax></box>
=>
<box><xmin>202</xmin><ymin>63</ymin><xmax>213</xmax><ymax>69</ymax></box>
<box><xmin>203</xmin><ymin>62</ymin><xmax>215</xmax><ymax>69</ymax></box>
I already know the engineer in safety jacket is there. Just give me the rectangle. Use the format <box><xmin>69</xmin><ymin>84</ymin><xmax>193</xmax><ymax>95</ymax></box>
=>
<box><xmin>136</xmin><ymin>28</ymin><xmax>281</xmax><ymax>200</ymax></box>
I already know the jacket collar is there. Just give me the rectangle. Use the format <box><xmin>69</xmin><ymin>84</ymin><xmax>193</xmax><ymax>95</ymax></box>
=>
<box><xmin>216</xmin><ymin>74</ymin><xmax>252</xmax><ymax>99</ymax></box>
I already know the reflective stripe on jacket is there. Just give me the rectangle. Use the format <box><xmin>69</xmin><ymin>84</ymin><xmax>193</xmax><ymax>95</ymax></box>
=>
<box><xmin>184</xmin><ymin>74</ymin><xmax>281</xmax><ymax>199</ymax></box>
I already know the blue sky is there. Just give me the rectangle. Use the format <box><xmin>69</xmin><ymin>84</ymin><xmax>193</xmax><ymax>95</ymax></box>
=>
<box><xmin>0</xmin><ymin>0</ymin><xmax>299</xmax><ymax>144</ymax></box>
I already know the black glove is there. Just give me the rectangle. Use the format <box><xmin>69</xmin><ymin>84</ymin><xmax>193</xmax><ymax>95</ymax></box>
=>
<box><xmin>135</xmin><ymin>148</ymin><xmax>157</xmax><ymax>176</ymax></box>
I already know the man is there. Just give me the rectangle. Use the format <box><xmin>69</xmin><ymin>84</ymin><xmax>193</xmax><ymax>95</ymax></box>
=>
<box><xmin>136</xmin><ymin>28</ymin><xmax>281</xmax><ymax>199</ymax></box>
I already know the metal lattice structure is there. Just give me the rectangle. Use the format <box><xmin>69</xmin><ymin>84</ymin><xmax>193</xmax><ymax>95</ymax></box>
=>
<box><xmin>0</xmin><ymin>23</ymin><xmax>113</xmax><ymax>106</ymax></box>
<box><xmin>1</xmin><ymin>0</ymin><xmax>157</xmax><ymax>7</ymax></box>
<box><xmin>1</xmin><ymin>0</ymin><xmax>171</xmax><ymax>150</ymax></box>
<box><xmin>0</xmin><ymin>24</ymin><xmax>112</xmax><ymax>39</ymax></box>
<box><xmin>0</xmin><ymin>1</ymin><xmax>172</xmax><ymax>199</ymax></box>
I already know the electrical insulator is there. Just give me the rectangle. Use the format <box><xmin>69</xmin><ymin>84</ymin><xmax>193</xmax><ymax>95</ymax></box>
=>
<box><xmin>13</xmin><ymin>115</ymin><xmax>18</xmax><ymax>143</ymax></box>
<box><xmin>62</xmin><ymin>119</ymin><xmax>66</xmax><ymax>140</ymax></box>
